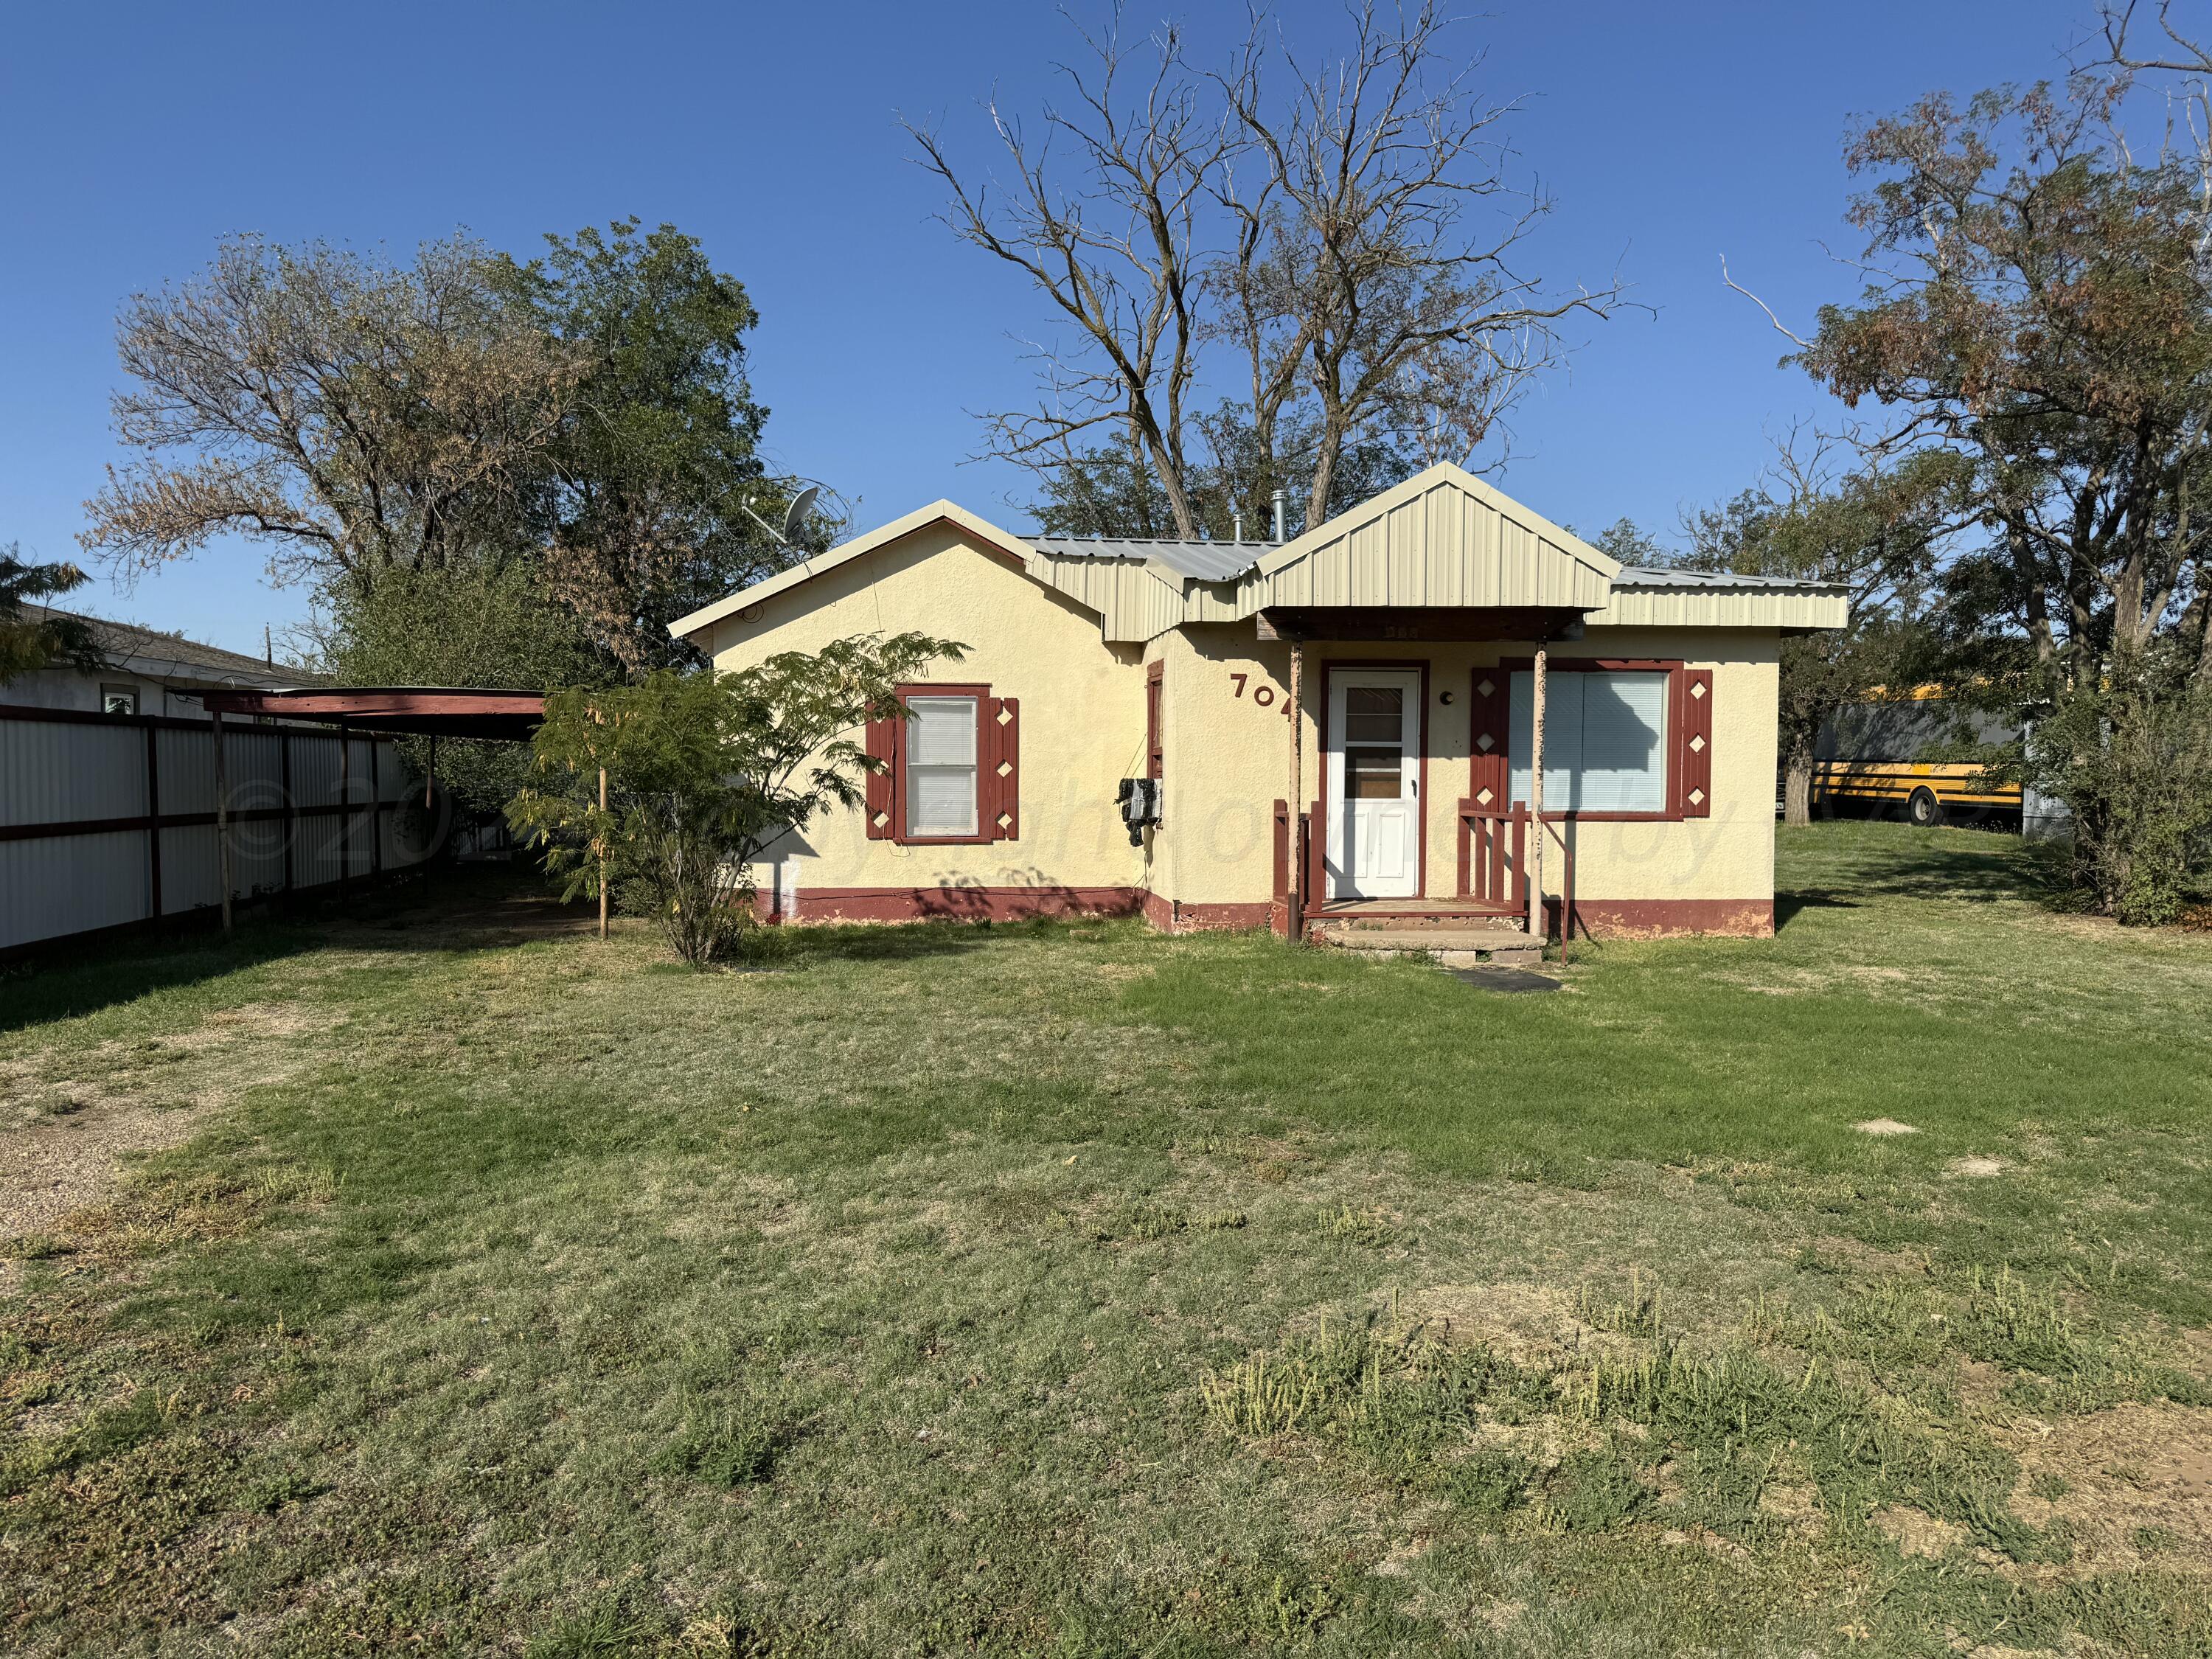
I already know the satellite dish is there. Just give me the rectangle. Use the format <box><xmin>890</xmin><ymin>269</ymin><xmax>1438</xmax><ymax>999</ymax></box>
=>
<box><xmin>742</xmin><ymin>483</ymin><xmax>824</xmax><ymax>548</ymax></box>
<box><xmin>782</xmin><ymin>485</ymin><xmax>820</xmax><ymax>543</ymax></box>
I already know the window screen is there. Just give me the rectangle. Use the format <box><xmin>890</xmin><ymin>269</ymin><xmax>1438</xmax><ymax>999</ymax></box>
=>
<box><xmin>904</xmin><ymin>695</ymin><xmax>978</xmax><ymax>836</ymax></box>
<box><xmin>1508</xmin><ymin>670</ymin><xmax>1667</xmax><ymax>812</ymax></box>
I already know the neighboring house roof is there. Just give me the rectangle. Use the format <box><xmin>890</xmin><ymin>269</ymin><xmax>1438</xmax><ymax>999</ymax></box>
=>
<box><xmin>29</xmin><ymin>605</ymin><xmax>305</xmax><ymax>689</ymax></box>
<box><xmin>671</xmin><ymin>464</ymin><xmax>1851</xmax><ymax>647</ymax></box>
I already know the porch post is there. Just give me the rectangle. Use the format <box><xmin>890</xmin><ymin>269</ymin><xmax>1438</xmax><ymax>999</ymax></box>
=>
<box><xmin>1286</xmin><ymin>636</ymin><xmax>1304</xmax><ymax>939</ymax></box>
<box><xmin>597</xmin><ymin>765</ymin><xmax>610</xmax><ymax>942</ymax></box>
<box><xmin>1527</xmin><ymin>642</ymin><xmax>1546</xmax><ymax>940</ymax></box>
<box><xmin>212</xmin><ymin>709</ymin><xmax>234</xmax><ymax>935</ymax></box>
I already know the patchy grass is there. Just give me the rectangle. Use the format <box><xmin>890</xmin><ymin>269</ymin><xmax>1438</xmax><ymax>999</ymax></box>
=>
<box><xmin>2</xmin><ymin>821</ymin><xmax>2211</xmax><ymax>1655</ymax></box>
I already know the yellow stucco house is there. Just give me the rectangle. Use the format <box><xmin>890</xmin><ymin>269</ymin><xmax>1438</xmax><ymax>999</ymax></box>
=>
<box><xmin>671</xmin><ymin>464</ymin><xmax>1846</xmax><ymax>939</ymax></box>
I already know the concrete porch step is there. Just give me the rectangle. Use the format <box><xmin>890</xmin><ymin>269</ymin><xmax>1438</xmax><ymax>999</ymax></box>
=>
<box><xmin>1312</xmin><ymin>925</ymin><xmax>1544</xmax><ymax>967</ymax></box>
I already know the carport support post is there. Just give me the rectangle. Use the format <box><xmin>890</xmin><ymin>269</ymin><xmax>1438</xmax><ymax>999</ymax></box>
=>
<box><xmin>1527</xmin><ymin>643</ymin><xmax>1547</xmax><ymax>942</ymax></box>
<box><xmin>597</xmin><ymin>766</ymin><xmax>609</xmax><ymax>942</ymax></box>
<box><xmin>212</xmin><ymin>709</ymin><xmax>234</xmax><ymax>935</ymax></box>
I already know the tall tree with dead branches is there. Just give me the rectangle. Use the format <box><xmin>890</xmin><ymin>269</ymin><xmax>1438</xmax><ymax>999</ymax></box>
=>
<box><xmin>910</xmin><ymin>1</ymin><xmax>1627</xmax><ymax>539</ymax></box>
<box><xmin>81</xmin><ymin>234</ymin><xmax>581</xmax><ymax>583</ymax></box>
<box><xmin>905</xmin><ymin>12</ymin><xmax>1222</xmax><ymax>538</ymax></box>
<box><xmin>1216</xmin><ymin>1</ymin><xmax>1627</xmax><ymax>526</ymax></box>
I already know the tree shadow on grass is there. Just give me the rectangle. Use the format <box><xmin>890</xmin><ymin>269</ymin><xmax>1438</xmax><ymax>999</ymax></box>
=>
<box><xmin>0</xmin><ymin>866</ymin><xmax>592</xmax><ymax>1034</ymax></box>
<box><xmin>0</xmin><ymin>924</ymin><xmax>327</xmax><ymax>1037</ymax></box>
<box><xmin>1773</xmin><ymin>889</ymin><xmax>1861</xmax><ymax>932</ymax></box>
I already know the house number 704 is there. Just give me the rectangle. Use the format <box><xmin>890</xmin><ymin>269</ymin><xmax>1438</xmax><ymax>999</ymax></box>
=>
<box><xmin>1228</xmin><ymin>672</ymin><xmax>1293</xmax><ymax>717</ymax></box>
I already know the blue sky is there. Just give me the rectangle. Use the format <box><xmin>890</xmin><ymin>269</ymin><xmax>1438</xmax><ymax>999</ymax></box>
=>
<box><xmin>1</xmin><ymin>0</ymin><xmax>2104</xmax><ymax>657</ymax></box>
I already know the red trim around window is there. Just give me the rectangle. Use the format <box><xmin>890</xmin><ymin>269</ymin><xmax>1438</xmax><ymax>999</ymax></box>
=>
<box><xmin>1144</xmin><ymin>659</ymin><xmax>1164</xmax><ymax>781</ymax></box>
<box><xmin>1318</xmin><ymin>659</ymin><xmax>1430</xmax><ymax>902</ymax></box>
<box><xmin>880</xmin><ymin>683</ymin><xmax>1005</xmax><ymax>846</ymax></box>
<box><xmin>1489</xmin><ymin>657</ymin><xmax>1705</xmax><ymax>824</ymax></box>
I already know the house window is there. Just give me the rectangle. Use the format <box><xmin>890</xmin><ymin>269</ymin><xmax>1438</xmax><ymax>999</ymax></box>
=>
<box><xmin>101</xmin><ymin>685</ymin><xmax>139</xmax><ymax>716</ymax></box>
<box><xmin>1509</xmin><ymin>669</ymin><xmax>1668</xmax><ymax>813</ymax></box>
<box><xmin>1145</xmin><ymin>661</ymin><xmax>1164</xmax><ymax>779</ymax></box>
<box><xmin>866</xmin><ymin>684</ymin><xmax>1021</xmax><ymax>844</ymax></box>
<box><xmin>903</xmin><ymin>695</ymin><xmax>979</xmax><ymax>838</ymax></box>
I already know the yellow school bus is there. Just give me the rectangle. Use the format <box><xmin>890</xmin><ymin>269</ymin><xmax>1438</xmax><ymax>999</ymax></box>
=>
<box><xmin>1812</xmin><ymin>690</ymin><xmax>2023</xmax><ymax>827</ymax></box>
<box><xmin>1810</xmin><ymin>759</ymin><xmax>2023</xmax><ymax>826</ymax></box>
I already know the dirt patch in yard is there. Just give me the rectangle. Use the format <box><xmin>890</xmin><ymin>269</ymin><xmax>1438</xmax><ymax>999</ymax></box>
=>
<box><xmin>2005</xmin><ymin>1402</ymin><xmax>2212</xmax><ymax>1573</ymax></box>
<box><xmin>0</xmin><ymin>1001</ymin><xmax>334</xmax><ymax>1240</ymax></box>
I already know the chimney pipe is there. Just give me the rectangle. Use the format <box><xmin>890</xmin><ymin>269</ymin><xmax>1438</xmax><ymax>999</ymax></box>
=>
<box><xmin>1232</xmin><ymin>507</ymin><xmax>1244</xmax><ymax>543</ymax></box>
<box><xmin>1270</xmin><ymin>488</ymin><xmax>1288</xmax><ymax>542</ymax></box>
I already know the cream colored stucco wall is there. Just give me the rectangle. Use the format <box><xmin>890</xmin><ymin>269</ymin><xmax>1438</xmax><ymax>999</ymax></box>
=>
<box><xmin>1145</xmin><ymin>627</ymin><xmax>1780</xmax><ymax>912</ymax></box>
<box><xmin>703</xmin><ymin>524</ymin><xmax>1150</xmax><ymax>897</ymax></box>
<box><xmin>698</xmin><ymin>518</ymin><xmax>1782</xmax><ymax>921</ymax></box>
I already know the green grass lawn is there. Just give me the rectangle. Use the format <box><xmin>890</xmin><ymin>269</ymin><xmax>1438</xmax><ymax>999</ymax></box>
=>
<box><xmin>4</xmin><ymin>822</ymin><xmax>2211</xmax><ymax>1657</ymax></box>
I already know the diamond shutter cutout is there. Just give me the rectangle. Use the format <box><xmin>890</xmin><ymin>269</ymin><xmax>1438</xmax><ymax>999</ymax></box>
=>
<box><xmin>1677</xmin><ymin>669</ymin><xmax>1713</xmax><ymax>818</ymax></box>
<box><xmin>985</xmin><ymin>696</ymin><xmax>1020</xmax><ymax>841</ymax></box>
<box><xmin>1467</xmin><ymin>667</ymin><xmax>1512</xmax><ymax>900</ymax></box>
<box><xmin>863</xmin><ymin>706</ymin><xmax>899</xmax><ymax>839</ymax></box>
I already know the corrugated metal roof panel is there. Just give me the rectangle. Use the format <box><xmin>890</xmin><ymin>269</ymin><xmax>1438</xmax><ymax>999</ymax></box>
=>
<box><xmin>1029</xmin><ymin>537</ymin><xmax>1273</xmax><ymax>582</ymax></box>
<box><xmin>1613</xmin><ymin>566</ymin><xmax>1848</xmax><ymax>593</ymax></box>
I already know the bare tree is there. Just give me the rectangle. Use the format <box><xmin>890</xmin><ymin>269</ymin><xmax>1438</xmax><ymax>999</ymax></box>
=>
<box><xmin>1219</xmin><ymin>1</ymin><xmax>1630</xmax><ymax>526</ymax></box>
<box><xmin>81</xmin><ymin>234</ymin><xmax>580</xmax><ymax>583</ymax></box>
<box><xmin>905</xmin><ymin>10</ymin><xmax>1227</xmax><ymax>538</ymax></box>
<box><xmin>911</xmin><ymin>2</ymin><xmax>1629</xmax><ymax>540</ymax></box>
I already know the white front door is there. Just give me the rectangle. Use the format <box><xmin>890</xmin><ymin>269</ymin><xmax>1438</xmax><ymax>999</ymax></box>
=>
<box><xmin>1325</xmin><ymin>669</ymin><xmax>1421</xmax><ymax>900</ymax></box>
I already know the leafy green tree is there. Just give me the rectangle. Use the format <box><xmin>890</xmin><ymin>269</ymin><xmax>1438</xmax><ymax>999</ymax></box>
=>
<box><xmin>508</xmin><ymin>633</ymin><xmax>964</xmax><ymax>966</ymax></box>
<box><xmin>0</xmin><ymin>546</ymin><xmax>99</xmax><ymax>686</ymax></box>
<box><xmin>1779</xmin><ymin>83</ymin><xmax>2212</xmax><ymax>908</ymax></box>
<box><xmin>80</xmin><ymin>234</ymin><xmax>575</xmax><ymax>584</ymax></box>
<box><xmin>492</xmin><ymin>220</ymin><xmax>832</xmax><ymax>676</ymax></box>
<box><xmin>313</xmin><ymin>560</ymin><xmax>608</xmax><ymax>815</ymax></box>
<box><xmin>1677</xmin><ymin>454</ymin><xmax>1966</xmax><ymax>826</ymax></box>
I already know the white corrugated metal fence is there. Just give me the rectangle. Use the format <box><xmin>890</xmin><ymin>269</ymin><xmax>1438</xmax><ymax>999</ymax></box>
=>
<box><xmin>1</xmin><ymin>706</ymin><xmax>433</xmax><ymax>953</ymax></box>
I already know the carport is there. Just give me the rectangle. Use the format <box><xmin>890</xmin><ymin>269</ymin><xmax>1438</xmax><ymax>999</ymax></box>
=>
<box><xmin>200</xmin><ymin>687</ymin><xmax>546</xmax><ymax>935</ymax></box>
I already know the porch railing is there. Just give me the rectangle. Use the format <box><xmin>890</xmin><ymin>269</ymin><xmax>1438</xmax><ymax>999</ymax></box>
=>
<box><xmin>1456</xmin><ymin>801</ymin><xmax>1580</xmax><ymax>937</ymax></box>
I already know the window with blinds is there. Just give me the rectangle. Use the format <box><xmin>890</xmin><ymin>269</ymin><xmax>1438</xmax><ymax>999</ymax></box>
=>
<box><xmin>1508</xmin><ymin>670</ymin><xmax>1668</xmax><ymax>813</ymax></box>
<box><xmin>903</xmin><ymin>695</ymin><xmax>978</xmax><ymax>837</ymax></box>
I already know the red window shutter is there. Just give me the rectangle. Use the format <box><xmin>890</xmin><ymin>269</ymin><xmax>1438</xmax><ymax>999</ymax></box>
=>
<box><xmin>985</xmin><ymin>695</ymin><xmax>1020</xmax><ymax>840</ymax></box>
<box><xmin>864</xmin><ymin>708</ymin><xmax>899</xmax><ymax>839</ymax></box>
<box><xmin>1468</xmin><ymin>668</ymin><xmax>1510</xmax><ymax>813</ymax></box>
<box><xmin>1677</xmin><ymin>668</ymin><xmax>1714</xmax><ymax>817</ymax></box>
<box><xmin>1145</xmin><ymin>661</ymin><xmax>1164</xmax><ymax>779</ymax></box>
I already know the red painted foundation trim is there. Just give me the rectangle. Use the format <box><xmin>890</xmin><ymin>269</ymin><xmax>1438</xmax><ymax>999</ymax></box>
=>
<box><xmin>755</xmin><ymin>886</ymin><xmax>1768</xmax><ymax>938</ymax></box>
<box><xmin>779</xmin><ymin>885</ymin><xmax>1144</xmax><ymax>923</ymax></box>
<box><xmin>1152</xmin><ymin>900</ymin><xmax>1273</xmax><ymax>933</ymax></box>
<box><xmin>1555</xmin><ymin>897</ymin><xmax>1774</xmax><ymax>939</ymax></box>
